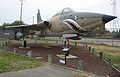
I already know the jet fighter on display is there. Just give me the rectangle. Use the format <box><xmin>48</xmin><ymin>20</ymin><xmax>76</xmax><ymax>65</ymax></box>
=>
<box><xmin>6</xmin><ymin>7</ymin><xmax>117</xmax><ymax>40</ymax></box>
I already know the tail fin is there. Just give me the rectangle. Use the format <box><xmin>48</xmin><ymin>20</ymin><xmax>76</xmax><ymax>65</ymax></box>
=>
<box><xmin>37</xmin><ymin>9</ymin><xmax>42</xmax><ymax>23</ymax></box>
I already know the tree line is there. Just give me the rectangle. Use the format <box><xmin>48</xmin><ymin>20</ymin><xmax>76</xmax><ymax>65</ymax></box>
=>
<box><xmin>1</xmin><ymin>20</ymin><xmax>25</xmax><ymax>26</ymax></box>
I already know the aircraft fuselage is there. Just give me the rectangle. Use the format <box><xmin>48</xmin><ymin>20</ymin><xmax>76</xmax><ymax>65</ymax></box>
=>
<box><xmin>45</xmin><ymin>12</ymin><xmax>105</xmax><ymax>37</ymax></box>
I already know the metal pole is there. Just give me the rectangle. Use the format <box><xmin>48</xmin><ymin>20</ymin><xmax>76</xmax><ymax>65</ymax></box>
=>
<box><xmin>96</xmin><ymin>27</ymin><xmax>99</xmax><ymax>44</ymax></box>
<box><xmin>20</xmin><ymin>0</ymin><xmax>23</xmax><ymax>21</ymax></box>
<box><xmin>112</xmin><ymin>35</ymin><xmax>114</xmax><ymax>46</ymax></box>
<box><xmin>19</xmin><ymin>0</ymin><xmax>25</xmax><ymax>21</ymax></box>
<box><xmin>97</xmin><ymin>33</ymin><xmax>98</xmax><ymax>44</ymax></box>
<box><xmin>84</xmin><ymin>33</ymin><xmax>87</xmax><ymax>47</ymax></box>
<box><xmin>33</xmin><ymin>16</ymin><xmax>34</xmax><ymax>24</ymax></box>
<box><xmin>64</xmin><ymin>54</ymin><xmax>67</xmax><ymax>65</ymax></box>
<box><xmin>85</xmin><ymin>34</ymin><xmax>86</xmax><ymax>44</ymax></box>
<box><xmin>111</xmin><ymin>0</ymin><xmax>117</xmax><ymax>31</ymax></box>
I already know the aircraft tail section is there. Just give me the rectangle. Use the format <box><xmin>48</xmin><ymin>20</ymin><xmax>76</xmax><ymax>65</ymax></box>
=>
<box><xmin>37</xmin><ymin>9</ymin><xmax>42</xmax><ymax>23</ymax></box>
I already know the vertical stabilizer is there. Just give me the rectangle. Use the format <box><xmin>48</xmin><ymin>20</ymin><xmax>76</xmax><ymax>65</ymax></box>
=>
<box><xmin>37</xmin><ymin>9</ymin><xmax>42</xmax><ymax>23</ymax></box>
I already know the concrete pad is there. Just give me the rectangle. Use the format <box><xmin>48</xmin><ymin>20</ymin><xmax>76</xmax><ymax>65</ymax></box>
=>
<box><xmin>57</xmin><ymin>54</ymin><xmax>78</xmax><ymax>59</ymax></box>
<box><xmin>35</xmin><ymin>56</ymin><xmax>42</xmax><ymax>59</ymax></box>
<box><xmin>19</xmin><ymin>46</ymin><xmax>30</xmax><ymax>49</ymax></box>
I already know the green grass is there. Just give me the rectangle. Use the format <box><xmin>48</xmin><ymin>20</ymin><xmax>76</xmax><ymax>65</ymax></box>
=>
<box><xmin>103</xmin><ymin>53</ymin><xmax>120</xmax><ymax>69</ymax></box>
<box><xmin>87</xmin><ymin>43</ymin><xmax>120</xmax><ymax>70</ymax></box>
<box><xmin>87</xmin><ymin>43</ymin><xmax>120</xmax><ymax>56</ymax></box>
<box><xmin>0</xmin><ymin>51</ymin><xmax>43</xmax><ymax>73</ymax></box>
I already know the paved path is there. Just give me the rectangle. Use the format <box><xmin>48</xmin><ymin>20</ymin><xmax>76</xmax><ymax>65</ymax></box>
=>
<box><xmin>0</xmin><ymin>65</ymin><xmax>74</xmax><ymax>77</ymax></box>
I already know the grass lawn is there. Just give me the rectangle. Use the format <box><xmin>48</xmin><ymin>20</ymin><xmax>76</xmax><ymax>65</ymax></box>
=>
<box><xmin>87</xmin><ymin>43</ymin><xmax>120</xmax><ymax>70</ymax></box>
<box><xmin>87</xmin><ymin>44</ymin><xmax>120</xmax><ymax>56</ymax></box>
<box><xmin>0</xmin><ymin>51</ymin><xmax>43</xmax><ymax>73</ymax></box>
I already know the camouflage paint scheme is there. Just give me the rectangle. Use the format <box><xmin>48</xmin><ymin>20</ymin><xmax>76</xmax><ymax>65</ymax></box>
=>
<box><xmin>6</xmin><ymin>8</ymin><xmax>116</xmax><ymax>40</ymax></box>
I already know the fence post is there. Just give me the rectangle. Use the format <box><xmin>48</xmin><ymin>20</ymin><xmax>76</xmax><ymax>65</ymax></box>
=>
<box><xmin>99</xmin><ymin>52</ymin><xmax>103</xmax><ymax>59</ymax></box>
<box><xmin>85</xmin><ymin>45</ymin><xmax>88</xmax><ymax>48</ymax></box>
<box><xmin>23</xmin><ymin>40</ymin><xmax>27</xmax><ymax>47</ymax></box>
<box><xmin>62</xmin><ymin>41</ymin><xmax>63</xmax><ymax>45</ymax></box>
<box><xmin>108</xmin><ymin>58</ymin><xmax>113</xmax><ymax>67</ymax></box>
<box><xmin>48</xmin><ymin>54</ymin><xmax>52</xmax><ymax>64</ymax></box>
<box><xmin>77</xmin><ymin>60</ymin><xmax>84</xmax><ymax>71</ymax></box>
<box><xmin>92</xmin><ymin>48</ymin><xmax>95</xmax><ymax>54</ymax></box>
<box><xmin>5</xmin><ymin>41</ymin><xmax>8</xmax><ymax>46</ymax></box>
<box><xmin>75</xmin><ymin>42</ymin><xmax>77</xmax><ymax>46</ymax></box>
<box><xmin>14</xmin><ymin>48</ymin><xmax>17</xmax><ymax>54</ymax></box>
<box><xmin>88</xmin><ymin>47</ymin><xmax>91</xmax><ymax>51</ymax></box>
<box><xmin>8</xmin><ymin>41</ymin><xmax>10</xmax><ymax>45</ymax></box>
<box><xmin>27</xmin><ymin>51</ymin><xmax>32</xmax><ymax>58</ymax></box>
<box><xmin>34</xmin><ymin>41</ymin><xmax>36</xmax><ymax>44</ymax></box>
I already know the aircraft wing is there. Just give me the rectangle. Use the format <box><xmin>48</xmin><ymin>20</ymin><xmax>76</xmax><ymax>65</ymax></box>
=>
<box><xmin>5</xmin><ymin>21</ymin><xmax>49</xmax><ymax>30</ymax></box>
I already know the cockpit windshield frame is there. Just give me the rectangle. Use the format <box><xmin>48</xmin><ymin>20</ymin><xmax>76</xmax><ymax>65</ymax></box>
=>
<box><xmin>54</xmin><ymin>7</ymin><xmax>75</xmax><ymax>16</ymax></box>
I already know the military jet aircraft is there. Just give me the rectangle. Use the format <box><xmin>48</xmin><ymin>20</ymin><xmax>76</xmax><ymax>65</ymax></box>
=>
<box><xmin>6</xmin><ymin>7</ymin><xmax>117</xmax><ymax>40</ymax></box>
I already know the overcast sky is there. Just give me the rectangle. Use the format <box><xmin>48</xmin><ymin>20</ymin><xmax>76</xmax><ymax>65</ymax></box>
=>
<box><xmin>0</xmin><ymin>0</ymin><xmax>120</xmax><ymax>30</ymax></box>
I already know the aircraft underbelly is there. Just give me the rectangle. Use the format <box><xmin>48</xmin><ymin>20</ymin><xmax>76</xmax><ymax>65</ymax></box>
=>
<box><xmin>45</xmin><ymin>29</ymin><xmax>76</xmax><ymax>37</ymax></box>
<box><xmin>50</xmin><ymin>23</ymin><xmax>71</xmax><ymax>32</ymax></box>
<box><xmin>84</xmin><ymin>21</ymin><xmax>104</xmax><ymax>30</ymax></box>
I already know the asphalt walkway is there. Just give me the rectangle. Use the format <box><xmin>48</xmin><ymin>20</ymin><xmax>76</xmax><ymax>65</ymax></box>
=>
<box><xmin>0</xmin><ymin>64</ymin><xmax>74</xmax><ymax>77</ymax></box>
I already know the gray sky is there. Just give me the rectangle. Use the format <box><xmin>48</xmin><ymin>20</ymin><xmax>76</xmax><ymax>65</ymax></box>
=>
<box><xmin>0</xmin><ymin>0</ymin><xmax>120</xmax><ymax>30</ymax></box>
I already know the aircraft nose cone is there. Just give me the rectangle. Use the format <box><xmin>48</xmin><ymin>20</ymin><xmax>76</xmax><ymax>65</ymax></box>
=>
<box><xmin>102</xmin><ymin>15</ymin><xmax>117</xmax><ymax>23</ymax></box>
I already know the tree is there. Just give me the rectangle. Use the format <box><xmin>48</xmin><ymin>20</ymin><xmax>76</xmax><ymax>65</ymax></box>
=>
<box><xmin>1</xmin><ymin>20</ymin><xmax>25</xmax><ymax>26</ymax></box>
<box><xmin>10</xmin><ymin>20</ymin><xmax>25</xmax><ymax>26</ymax></box>
<box><xmin>2</xmin><ymin>23</ymin><xmax>10</xmax><ymax>26</ymax></box>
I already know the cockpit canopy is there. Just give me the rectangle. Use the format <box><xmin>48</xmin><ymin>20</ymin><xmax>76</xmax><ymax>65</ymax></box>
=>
<box><xmin>54</xmin><ymin>7</ymin><xmax>75</xmax><ymax>16</ymax></box>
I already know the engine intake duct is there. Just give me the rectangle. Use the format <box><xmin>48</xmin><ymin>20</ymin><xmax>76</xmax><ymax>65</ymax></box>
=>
<box><xmin>44</xmin><ymin>21</ymin><xmax>51</xmax><ymax>28</ymax></box>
